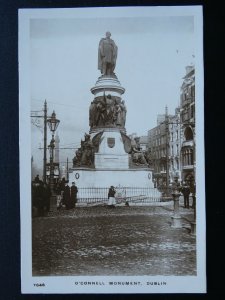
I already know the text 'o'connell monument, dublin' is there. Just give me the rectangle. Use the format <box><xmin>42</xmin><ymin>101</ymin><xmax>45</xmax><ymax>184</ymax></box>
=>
<box><xmin>69</xmin><ymin>32</ymin><xmax>156</xmax><ymax>192</ymax></box>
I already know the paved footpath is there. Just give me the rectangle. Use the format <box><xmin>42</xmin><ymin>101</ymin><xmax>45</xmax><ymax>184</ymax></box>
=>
<box><xmin>32</xmin><ymin>203</ymin><xmax>196</xmax><ymax>276</ymax></box>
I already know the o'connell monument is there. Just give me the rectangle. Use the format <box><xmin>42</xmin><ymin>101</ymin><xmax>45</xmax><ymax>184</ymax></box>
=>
<box><xmin>69</xmin><ymin>32</ymin><xmax>154</xmax><ymax>190</ymax></box>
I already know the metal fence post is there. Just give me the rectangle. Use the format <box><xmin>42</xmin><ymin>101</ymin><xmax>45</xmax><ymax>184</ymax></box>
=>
<box><xmin>171</xmin><ymin>189</ymin><xmax>182</xmax><ymax>228</ymax></box>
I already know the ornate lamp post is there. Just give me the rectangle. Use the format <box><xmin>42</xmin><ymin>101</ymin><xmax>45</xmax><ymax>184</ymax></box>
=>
<box><xmin>47</xmin><ymin>111</ymin><xmax>60</xmax><ymax>195</ymax></box>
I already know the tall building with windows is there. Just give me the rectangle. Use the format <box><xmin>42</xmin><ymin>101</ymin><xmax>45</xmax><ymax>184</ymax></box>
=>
<box><xmin>148</xmin><ymin>65</ymin><xmax>195</xmax><ymax>186</ymax></box>
<box><xmin>148</xmin><ymin>114</ymin><xmax>169</xmax><ymax>186</ymax></box>
<box><xmin>180</xmin><ymin>65</ymin><xmax>195</xmax><ymax>183</ymax></box>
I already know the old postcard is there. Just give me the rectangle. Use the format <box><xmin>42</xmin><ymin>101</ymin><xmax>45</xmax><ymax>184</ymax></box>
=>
<box><xmin>19</xmin><ymin>6</ymin><xmax>205</xmax><ymax>293</ymax></box>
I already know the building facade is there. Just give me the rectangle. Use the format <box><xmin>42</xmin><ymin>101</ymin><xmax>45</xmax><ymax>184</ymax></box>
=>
<box><xmin>180</xmin><ymin>65</ymin><xmax>195</xmax><ymax>184</ymax></box>
<box><xmin>148</xmin><ymin>109</ymin><xmax>183</xmax><ymax>186</ymax></box>
<box><xmin>168</xmin><ymin>107</ymin><xmax>182</xmax><ymax>182</ymax></box>
<box><xmin>148</xmin><ymin>114</ymin><xmax>168</xmax><ymax>186</ymax></box>
<box><xmin>147</xmin><ymin>65</ymin><xmax>195</xmax><ymax>187</ymax></box>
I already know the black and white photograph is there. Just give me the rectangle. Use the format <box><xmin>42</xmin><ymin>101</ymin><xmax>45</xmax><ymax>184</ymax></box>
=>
<box><xmin>19</xmin><ymin>6</ymin><xmax>205</xmax><ymax>293</ymax></box>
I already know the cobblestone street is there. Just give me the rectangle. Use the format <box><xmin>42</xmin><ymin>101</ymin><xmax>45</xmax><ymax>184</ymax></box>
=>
<box><xmin>32</xmin><ymin>204</ymin><xmax>196</xmax><ymax>276</ymax></box>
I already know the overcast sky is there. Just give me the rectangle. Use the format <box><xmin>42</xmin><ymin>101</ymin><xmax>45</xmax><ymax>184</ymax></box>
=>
<box><xmin>29</xmin><ymin>9</ymin><xmax>195</xmax><ymax>171</ymax></box>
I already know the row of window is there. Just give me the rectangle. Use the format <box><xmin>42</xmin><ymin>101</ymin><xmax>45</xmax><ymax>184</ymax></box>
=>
<box><xmin>170</xmin><ymin>131</ymin><xmax>179</xmax><ymax>142</ymax></box>
<box><xmin>181</xmin><ymin>85</ymin><xmax>195</xmax><ymax>102</ymax></box>
<box><xmin>181</xmin><ymin>105</ymin><xmax>195</xmax><ymax>122</ymax></box>
<box><xmin>151</xmin><ymin>145</ymin><xmax>180</xmax><ymax>159</ymax></box>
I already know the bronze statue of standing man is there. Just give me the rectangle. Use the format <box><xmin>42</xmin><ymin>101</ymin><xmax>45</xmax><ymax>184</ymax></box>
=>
<box><xmin>98</xmin><ymin>32</ymin><xmax>118</xmax><ymax>76</ymax></box>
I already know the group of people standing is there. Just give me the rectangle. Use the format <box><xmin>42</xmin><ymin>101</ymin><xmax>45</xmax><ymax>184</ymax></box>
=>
<box><xmin>32</xmin><ymin>176</ymin><xmax>79</xmax><ymax>216</ymax></box>
<box><xmin>56</xmin><ymin>179</ymin><xmax>78</xmax><ymax>210</ymax></box>
<box><xmin>32</xmin><ymin>175</ymin><xmax>51</xmax><ymax>216</ymax></box>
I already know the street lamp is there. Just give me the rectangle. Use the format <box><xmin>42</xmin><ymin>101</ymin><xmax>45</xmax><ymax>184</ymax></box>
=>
<box><xmin>47</xmin><ymin>111</ymin><xmax>60</xmax><ymax>195</ymax></box>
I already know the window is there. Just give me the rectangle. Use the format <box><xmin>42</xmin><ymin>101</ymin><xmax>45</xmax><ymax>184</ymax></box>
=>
<box><xmin>191</xmin><ymin>85</ymin><xmax>195</xmax><ymax>97</ymax></box>
<box><xmin>184</xmin><ymin>127</ymin><xmax>193</xmax><ymax>141</ymax></box>
<box><xmin>191</xmin><ymin>105</ymin><xmax>195</xmax><ymax>118</ymax></box>
<box><xmin>175</xmin><ymin>159</ymin><xmax>178</xmax><ymax>170</ymax></box>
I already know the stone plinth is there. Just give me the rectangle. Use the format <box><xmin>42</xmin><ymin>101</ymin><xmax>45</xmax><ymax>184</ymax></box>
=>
<box><xmin>95</xmin><ymin>153</ymin><xmax>129</xmax><ymax>169</ymax></box>
<box><xmin>94</xmin><ymin>130</ymin><xmax>129</xmax><ymax>169</ymax></box>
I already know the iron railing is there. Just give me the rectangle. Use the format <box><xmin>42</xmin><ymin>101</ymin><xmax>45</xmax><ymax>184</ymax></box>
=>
<box><xmin>77</xmin><ymin>187</ymin><xmax>163</xmax><ymax>205</ymax></box>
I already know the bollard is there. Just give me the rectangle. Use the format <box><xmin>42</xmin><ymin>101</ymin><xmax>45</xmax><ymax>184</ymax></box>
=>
<box><xmin>171</xmin><ymin>190</ymin><xmax>182</xmax><ymax>228</ymax></box>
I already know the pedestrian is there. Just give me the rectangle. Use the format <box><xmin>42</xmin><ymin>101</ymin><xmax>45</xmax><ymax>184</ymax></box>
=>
<box><xmin>108</xmin><ymin>186</ymin><xmax>116</xmax><ymax>207</ymax></box>
<box><xmin>56</xmin><ymin>180</ymin><xmax>62</xmax><ymax>210</ymax></box>
<box><xmin>125</xmin><ymin>200</ymin><xmax>129</xmax><ymax>207</ymax></box>
<box><xmin>35</xmin><ymin>181</ymin><xmax>45</xmax><ymax>216</ymax></box>
<box><xmin>181</xmin><ymin>181</ymin><xmax>190</xmax><ymax>209</ymax></box>
<box><xmin>64</xmin><ymin>183</ymin><xmax>71</xmax><ymax>210</ymax></box>
<box><xmin>43</xmin><ymin>183</ymin><xmax>51</xmax><ymax>213</ymax></box>
<box><xmin>60</xmin><ymin>177</ymin><xmax>66</xmax><ymax>193</ymax></box>
<box><xmin>71</xmin><ymin>182</ymin><xmax>78</xmax><ymax>208</ymax></box>
<box><xmin>34</xmin><ymin>174</ymin><xmax>40</xmax><ymax>183</ymax></box>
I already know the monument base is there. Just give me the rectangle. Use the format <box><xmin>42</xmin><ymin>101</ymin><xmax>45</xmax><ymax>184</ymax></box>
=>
<box><xmin>94</xmin><ymin>130</ymin><xmax>129</xmax><ymax>169</ymax></box>
<box><xmin>95</xmin><ymin>153</ymin><xmax>129</xmax><ymax>169</ymax></box>
<box><xmin>69</xmin><ymin>168</ymin><xmax>154</xmax><ymax>188</ymax></box>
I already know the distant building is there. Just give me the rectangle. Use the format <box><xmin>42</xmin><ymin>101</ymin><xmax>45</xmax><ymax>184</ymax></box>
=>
<box><xmin>157</xmin><ymin>114</ymin><xmax>166</xmax><ymax>125</ymax></box>
<box><xmin>138</xmin><ymin>136</ymin><xmax>148</xmax><ymax>151</ymax></box>
<box><xmin>147</xmin><ymin>65</ymin><xmax>195</xmax><ymax>186</ymax></box>
<box><xmin>180</xmin><ymin>65</ymin><xmax>195</xmax><ymax>183</ymax></box>
<box><xmin>148</xmin><ymin>113</ymin><xmax>168</xmax><ymax>186</ymax></box>
<box><xmin>148</xmin><ymin>108</ymin><xmax>182</xmax><ymax>186</ymax></box>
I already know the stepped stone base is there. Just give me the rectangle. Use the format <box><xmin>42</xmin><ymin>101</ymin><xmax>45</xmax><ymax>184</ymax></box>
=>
<box><xmin>69</xmin><ymin>168</ymin><xmax>154</xmax><ymax>188</ymax></box>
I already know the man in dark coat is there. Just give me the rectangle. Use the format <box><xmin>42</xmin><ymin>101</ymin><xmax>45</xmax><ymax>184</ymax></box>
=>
<box><xmin>43</xmin><ymin>183</ymin><xmax>51</xmax><ymax>213</ymax></box>
<box><xmin>35</xmin><ymin>181</ymin><xmax>45</xmax><ymax>216</ymax></box>
<box><xmin>64</xmin><ymin>184</ymin><xmax>71</xmax><ymax>210</ymax></box>
<box><xmin>181</xmin><ymin>182</ymin><xmax>190</xmax><ymax>209</ymax></box>
<box><xmin>71</xmin><ymin>182</ymin><xmax>78</xmax><ymax>208</ymax></box>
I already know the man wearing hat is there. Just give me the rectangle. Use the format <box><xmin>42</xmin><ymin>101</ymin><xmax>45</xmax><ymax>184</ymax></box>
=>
<box><xmin>108</xmin><ymin>186</ymin><xmax>116</xmax><ymax>207</ymax></box>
